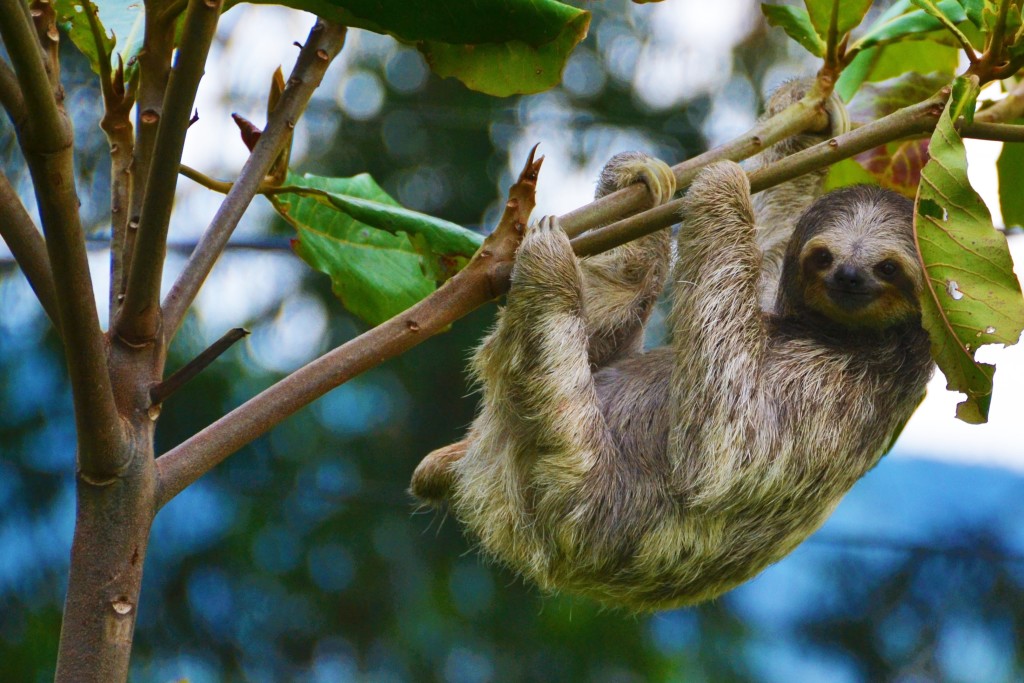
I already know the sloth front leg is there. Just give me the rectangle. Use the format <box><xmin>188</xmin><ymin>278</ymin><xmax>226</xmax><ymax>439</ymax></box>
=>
<box><xmin>582</xmin><ymin>152</ymin><xmax>675</xmax><ymax>367</ymax></box>
<box><xmin>474</xmin><ymin>216</ymin><xmax>610</xmax><ymax>462</ymax></box>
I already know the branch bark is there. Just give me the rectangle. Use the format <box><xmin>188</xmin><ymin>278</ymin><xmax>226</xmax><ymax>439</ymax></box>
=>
<box><xmin>116</xmin><ymin>0</ymin><xmax>224</xmax><ymax>344</ymax></box>
<box><xmin>0</xmin><ymin>172</ymin><xmax>59</xmax><ymax>327</ymax></box>
<box><xmin>161</xmin><ymin>20</ymin><xmax>348</xmax><ymax>342</ymax></box>
<box><xmin>0</xmin><ymin>0</ymin><xmax>124</xmax><ymax>478</ymax></box>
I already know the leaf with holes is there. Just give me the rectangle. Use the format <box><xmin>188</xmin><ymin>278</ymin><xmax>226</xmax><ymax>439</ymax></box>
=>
<box><xmin>913</xmin><ymin>77</ymin><xmax>1024</xmax><ymax>423</ymax></box>
<box><xmin>271</xmin><ymin>173</ymin><xmax>482</xmax><ymax>326</ymax></box>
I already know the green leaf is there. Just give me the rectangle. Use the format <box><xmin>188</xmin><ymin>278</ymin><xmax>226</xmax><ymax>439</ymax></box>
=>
<box><xmin>851</xmin><ymin>0</ymin><xmax>967</xmax><ymax>51</ymax></box>
<box><xmin>239</xmin><ymin>0</ymin><xmax>591</xmax><ymax>96</ymax></box>
<box><xmin>837</xmin><ymin>36</ymin><xmax>958</xmax><ymax>101</ymax></box>
<box><xmin>271</xmin><ymin>173</ymin><xmax>483</xmax><ymax>325</ymax></box>
<box><xmin>847</xmin><ymin>71</ymin><xmax>951</xmax><ymax>120</ymax></box>
<box><xmin>913</xmin><ymin>79</ymin><xmax>1024</xmax><ymax>423</ymax></box>
<box><xmin>996</xmin><ymin>120</ymin><xmax>1024</xmax><ymax>229</ymax></box>
<box><xmin>823</xmin><ymin>157</ymin><xmax>878</xmax><ymax>192</ymax></box>
<box><xmin>52</xmin><ymin>0</ymin><xmax>144</xmax><ymax>76</ymax></box>
<box><xmin>957</xmin><ymin>0</ymin><xmax>985</xmax><ymax>28</ymax></box>
<box><xmin>804</xmin><ymin>0</ymin><xmax>873</xmax><ymax>39</ymax></box>
<box><xmin>761</xmin><ymin>4</ymin><xmax>826</xmax><ymax>56</ymax></box>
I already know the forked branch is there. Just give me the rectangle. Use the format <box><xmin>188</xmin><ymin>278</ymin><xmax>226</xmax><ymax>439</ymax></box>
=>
<box><xmin>161</xmin><ymin>20</ymin><xmax>348</xmax><ymax>342</ymax></box>
<box><xmin>117</xmin><ymin>0</ymin><xmax>224</xmax><ymax>344</ymax></box>
<box><xmin>0</xmin><ymin>0</ymin><xmax>123</xmax><ymax>477</ymax></box>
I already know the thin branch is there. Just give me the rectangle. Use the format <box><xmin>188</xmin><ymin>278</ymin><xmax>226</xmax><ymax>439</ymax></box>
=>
<box><xmin>0</xmin><ymin>58</ymin><xmax>26</xmax><ymax>123</ymax></box>
<box><xmin>120</xmin><ymin>3</ymin><xmax>177</xmax><ymax>308</ymax></box>
<box><xmin>975</xmin><ymin>78</ymin><xmax>1024</xmax><ymax>123</ymax></box>
<box><xmin>0</xmin><ymin>0</ymin><xmax>124</xmax><ymax>477</ymax></box>
<box><xmin>571</xmin><ymin>93</ymin><xmax>949</xmax><ymax>257</ymax></box>
<box><xmin>960</xmin><ymin>120</ymin><xmax>1024</xmax><ymax>141</ymax></box>
<box><xmin>558</xmin><ymin>89</ymin><xmax>833</xmax><ymax>238</ymax></box>
<box><xmin>0</xmin><ymin>0</ymin><xmax>62</xmax><ymax>141</ymax></box>
<box><xmin>150</xmin><ymin>327</ymin><xmax>249</xmax><ymax>405</ymax></box>
<box><xmin>84</xmin><ymin>2</ymin><xmax>137</xmax><ymax>321</ymax></box>
<box><xmin>161</xmin><ymin>20</ymin><xmax>348</xmax><ymax>342</ymax></box>
<box><xmin>116</xmin><ymin>0</ymin><xmax>224</xmax><ymax>344</ymax></box>
<box><xmin>154</xmin><ymin>146</ymin><xmax>544</xmax><ymax>508</ymax></box>
<box><xmin>0</xmin><ymin>172</ymin><xmax>59</xmax><ymax>327</ymax></box>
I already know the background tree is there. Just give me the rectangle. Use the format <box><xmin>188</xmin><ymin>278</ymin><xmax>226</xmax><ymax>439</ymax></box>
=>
<box><xmin>3</xmin><ymin>0</ymin><xmax>1024</xmax><ymax>681</ymax></box>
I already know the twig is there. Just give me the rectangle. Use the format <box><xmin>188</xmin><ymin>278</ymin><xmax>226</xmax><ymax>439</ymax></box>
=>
<box><xmin>161</xmin><ymin>20</ymin><xmax>348</xmax><ymax>342</ymax></box>
<box><xmin>0</xmin><ymin>0</ymin><xmax>62</xmax><ymax>141</ymax></box>
<box><xmin>959</xmin><ymin>120</ymin><xmax>1024</xmax><ymax>142</ymax></box>
<box><xmin>150</xmin><ymin>328</ymin><xmax>249</xmax><ymax>405</ymax></box>
<box><xmin>116</xmin><ymin>0</ymin><xmax>224</xmax><ymax>344</ymax></box>
<box><xmin>975</xmin><ymin>79</ymin><xmax>1024</xmax><ymax>123</ymax></box>
<box><xmin>154</xmin><ymin>146</ymin><xmax>544</xmax><ymax>508</ymax></box>
<box><xmin>570</xmin><ymin>93</ymin><xmax>949</xmax><ymax>257</ymax></box>
<box><xmin>84</xmin><ymin>2</ymin><xmax>137</xmax><ymax>322</ymax></box>
<box><xmin>0</xmin><ymin>59</ymin><xmax>26</xmax><ymax>123</ymax></box>
<box><xmin>0</xmin><ymin>0</ymin><xmax>124</xmax><ymax>477</ymax></box>
<box><xmin>0</xmin><ymin>172</ymin><xmax>59</xmax><ymax>328</ymax></box>
<box><xmin>118</xmin><ymin>3</ymin><xmax>176</xmax><ymax>315</ymax></box>
<box><xmin>558</xmin><ymin>90</ymin><xmax>832</xmax><ymax>237</ymax></box>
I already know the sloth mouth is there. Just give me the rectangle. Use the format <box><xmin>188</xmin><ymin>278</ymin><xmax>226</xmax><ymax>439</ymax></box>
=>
<box><xmin>826</xmin><ymin>286</ymin><xmax>877</xmax><ymax>310</ymax></box>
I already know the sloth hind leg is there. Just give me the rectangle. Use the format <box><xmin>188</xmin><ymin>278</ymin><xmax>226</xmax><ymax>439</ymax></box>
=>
<box><xmin>581</xmin><ymin>152</ymin><xmax>675</xmax><ymax>367</ymax></box>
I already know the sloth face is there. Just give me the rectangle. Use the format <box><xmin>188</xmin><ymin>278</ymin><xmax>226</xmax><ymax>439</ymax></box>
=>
<box><xmin>783</xmin><ymin>186</ymin><xmax>924</xmax><ymax>329</ymax></box>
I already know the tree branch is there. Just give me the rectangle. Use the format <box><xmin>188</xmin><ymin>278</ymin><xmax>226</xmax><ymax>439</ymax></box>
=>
<box><xmin>571</xmin><ymin>93</ymin><xmax>949</xmax><ymax>256</ymax></box>
<box><xmin>119</xmin><ymin>2</ymin><xmax>177</xmax><ymax>310</ymax></box>
<box><xmin>161</xmin><ymin>20</ymin><xmax>348</xmax><ymax>342</ymax></box>
<box><xmin>150</xmin><ymin>327</ymin><xmax>248</xmax><ymax>405</ymax></box>
<box><xmin>116</xmin><ymin>0</ymin><xmax>223</xmax><ymax>344</ymax></box>
<box><xmin>558</xmin><ymin>88</ymin><xmax>834</xmax><ymax>238</ymax></box>
<box><xmin>155</xmin><ymin>146</ymin><xmax>543</xmax><ymax>508</ymax></box>
<box><xmin>0</xmin><ymin>0</ymin><xmax>62</xmax><ymax>140</ymax></box>
<box><xmin>0</xmin><ymin>0</ymin><xmax>124</xmax><ymax>477</ymax></box>
<box><xmin>0</xmin><ymin>58</ymin><xmax>26</xmax><ymax>124</ymax></box>
<box><xmin>0</xmin><ymin>172</ymin><xmax>59</xmax><ymax>327</ymax></box>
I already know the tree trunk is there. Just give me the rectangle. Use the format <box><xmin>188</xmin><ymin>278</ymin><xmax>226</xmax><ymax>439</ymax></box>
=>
<box><xmin>53</xmin><ymin>338</ymin><xmax>162</xmax><ymax>683</ymax></box>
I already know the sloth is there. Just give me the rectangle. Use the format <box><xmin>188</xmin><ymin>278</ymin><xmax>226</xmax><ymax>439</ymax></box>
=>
<box><xmin>411</xmin><ymin>97</ymin><xmax>933</xmax><ymax>611</ymax></box>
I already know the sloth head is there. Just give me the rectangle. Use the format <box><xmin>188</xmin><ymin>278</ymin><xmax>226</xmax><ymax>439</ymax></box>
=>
<box><xmin>776</xmin><ymin>185</ymin><xmax>924</xmax><ymax>330</ymax></box>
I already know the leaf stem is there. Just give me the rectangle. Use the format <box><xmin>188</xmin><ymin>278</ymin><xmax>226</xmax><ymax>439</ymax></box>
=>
<box><xmin>161</xmin><ymin>20</ymin><xmax>348</xmax><ymax>343</ymax></box>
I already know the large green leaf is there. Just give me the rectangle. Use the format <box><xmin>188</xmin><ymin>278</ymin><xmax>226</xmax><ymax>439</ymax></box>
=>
<box><xmin>240</xmin><ymin>0</ymin><xmax>591</xmax><ymax>96</ymax></box>
<box><xmin>838</xmin><ymin>34</ymin><xmax>958</xmax><ymax>101</ymax></box>
<box><xmin>913</xmin><ymin>78</ymin><xmax>1024</xmax><ymax>423</ymax></box>
<box><xmin>60</xmin><ymin>0</ymin><xmax>589</xmax><ymax>97</ymax></box>
<box><xmin>850</xmin><ymin>0</ymin><xmax>967</xmax><ymax>51</ymax></box>
<box><xmin>804</xmin><ymin>0</ymin><xmax>873</xmax><ymax>39</ymax></box>
<box><xmin>52</xmin><ymin>0</ymin><xmax>144</xmax><ymax>76</ymax></box>
<box><xmin>271</xmin><ymin>173</ymin><xmax>482</xmax><ymax>325</ymax></box>
<box><xmin>996</xmin><ymin>121</ymin><xmax>1024</xmax><ymax>229</ymax></box>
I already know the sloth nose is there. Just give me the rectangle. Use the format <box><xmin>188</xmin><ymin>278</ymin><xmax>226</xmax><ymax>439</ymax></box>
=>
<box><xmin>832</xmin><ymin>264</ymin><xmax>867</xmax><ymax>291</ymax></box>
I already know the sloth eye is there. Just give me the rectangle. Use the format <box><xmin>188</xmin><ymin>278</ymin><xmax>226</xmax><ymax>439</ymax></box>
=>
<box><xmin>810</xmin><ymin>248</ymin><xmax>833</xmax><ymax>270</ymax></box>
<box><xmin>876</xmin><ymin>260</ymin><xmax>899</xmax><ymax>279</ymax></box>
